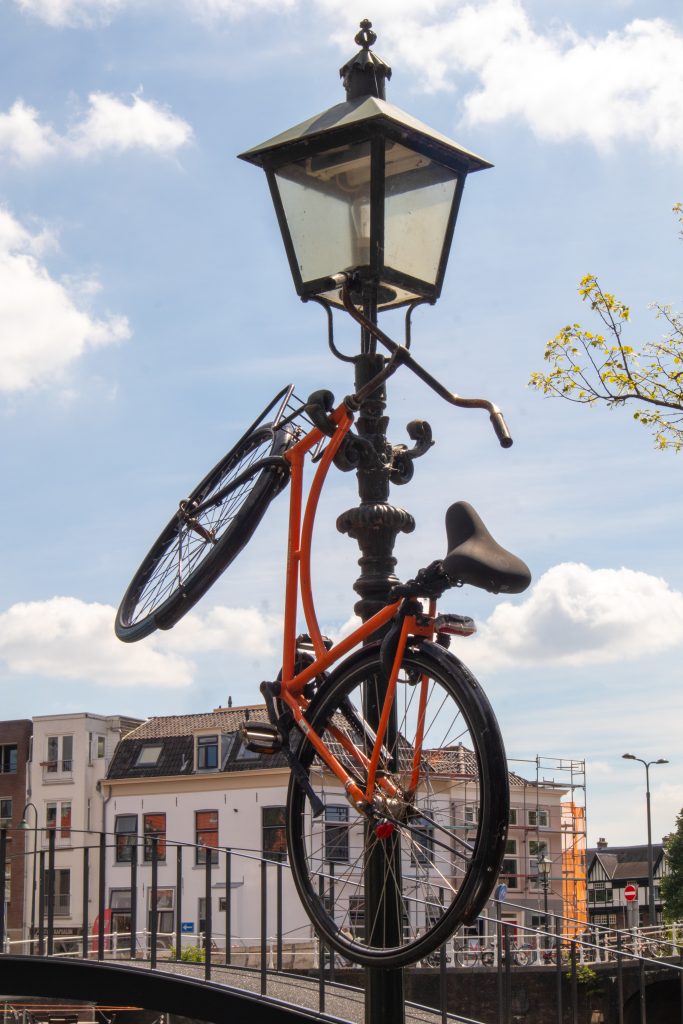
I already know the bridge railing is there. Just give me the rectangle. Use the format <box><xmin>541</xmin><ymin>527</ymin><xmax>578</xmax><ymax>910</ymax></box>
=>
<box><xmin>2</xmin><ymin>824</ymin><xmax>683</xmax><ymax>1024</ymax></box>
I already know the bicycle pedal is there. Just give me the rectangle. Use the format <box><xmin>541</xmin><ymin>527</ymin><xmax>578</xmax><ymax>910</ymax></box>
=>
<box><xmin>240</xmin><ymin>722</ymin><xmax>283</xmax><ymax>755</ymax></box>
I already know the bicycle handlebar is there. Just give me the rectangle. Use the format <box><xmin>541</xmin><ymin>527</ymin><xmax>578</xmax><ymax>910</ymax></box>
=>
<box><xmin>332</xmin><ymin>276</ymin><xmax>513</xmax><ymax>449</ymax></box>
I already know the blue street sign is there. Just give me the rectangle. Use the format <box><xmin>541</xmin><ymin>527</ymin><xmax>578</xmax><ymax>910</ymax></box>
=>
<box><xmin>181</xmin><ymin>921</ymin><xmax>195</xmax><ymax>933</ymax></box>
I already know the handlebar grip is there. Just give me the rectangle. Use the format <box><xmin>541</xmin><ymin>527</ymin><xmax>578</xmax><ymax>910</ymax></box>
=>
<box><xmin>307</xmin><ymin>389</ymin><xmax>336</xmax><ymax>437</ymax></box>
<box><xmin>490</xmin><ymin>411</ymin><xmax>513</xmax><ymax>448</ymax></box>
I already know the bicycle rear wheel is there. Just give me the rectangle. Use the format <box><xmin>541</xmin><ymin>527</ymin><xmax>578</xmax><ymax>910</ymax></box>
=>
<box><xmin>116</xmin><ymin>422</ymin><xmax>293</xmax><ymax>642</ymax></box>
<box><xmin>286</xmin><ymin>641</ymin><xmax>509</xmax><ymax>968</ymax></box>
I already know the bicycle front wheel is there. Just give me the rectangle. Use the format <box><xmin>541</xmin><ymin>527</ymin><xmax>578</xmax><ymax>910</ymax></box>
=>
<box><xmin>116</xmin><ymin>422</ymin><xmax>293</xmax><ymax>642</ymax></box>
<box><xmin>286</xmin><ymin>641</ymin><xmax>509</xmax><ymax>968</ymax></box>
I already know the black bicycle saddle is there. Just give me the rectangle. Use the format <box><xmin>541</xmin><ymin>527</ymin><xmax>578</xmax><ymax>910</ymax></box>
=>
<box><xmin>442</xmin><ymin>501</ymin><xmax>531</xmax><ymax>595</ymax></box>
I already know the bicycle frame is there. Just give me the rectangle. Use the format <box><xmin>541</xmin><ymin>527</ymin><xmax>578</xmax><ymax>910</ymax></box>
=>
<box><xmin>274</xmin><ymin>400</ymin><xmax>435</xmax><ymax>815</ymax></box>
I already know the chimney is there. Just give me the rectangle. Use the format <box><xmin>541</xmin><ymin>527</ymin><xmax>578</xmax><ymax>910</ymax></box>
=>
<box><xmin>597</xmin><ymin>837</ymin><xmax>608</xmax><ymax>849</ymax></box>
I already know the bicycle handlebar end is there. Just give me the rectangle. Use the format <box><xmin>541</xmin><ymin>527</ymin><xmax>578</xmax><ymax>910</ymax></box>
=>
<box><xmin>490</xmin><ymin>411</ymin><xmax>513</xmax><ymax>448</ymax></box>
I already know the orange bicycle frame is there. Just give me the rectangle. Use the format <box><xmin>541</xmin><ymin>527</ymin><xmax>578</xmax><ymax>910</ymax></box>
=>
<box><xmin>275</xmin><ymin>401</ymin><xmax>434</xmax><ymax>811</ymax></box>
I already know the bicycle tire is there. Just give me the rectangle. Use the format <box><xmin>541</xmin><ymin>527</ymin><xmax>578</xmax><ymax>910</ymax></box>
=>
<box><xmin>286</xmin><ymin>640</ymin><xmax>509</xmax><ymax>968</ymax></box>
<box><xmin>116</xmin><ymin>422</ymin><xmax>294</xmax><ymax>642</ymax></box>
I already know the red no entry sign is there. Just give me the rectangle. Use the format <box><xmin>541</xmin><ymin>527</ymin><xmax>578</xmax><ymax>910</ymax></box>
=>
<box><xmin>624</xmin><ymin>883</ymin><xmax>638</xmax><ymax>902</ymax></box>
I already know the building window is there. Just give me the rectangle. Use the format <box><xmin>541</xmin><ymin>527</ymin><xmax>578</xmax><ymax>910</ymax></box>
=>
<box><xmin>97</xmin><ymin>736</ymin><xmax>106</xmax><ymax>758</ymax></box>
<box><xmin>148</xmin><ymin>887</ymin><xmax>174</xmax><ymax>945</ymax></box>
<box><xmin>0</xmin><ymin>797</ymin><xmax>11</xmax><ymax>826</ymax></box>
<box><xmin>115</xmin><ymin>815</ymin><xmax>138</xmax><ymax>863</ymax></box>
<box><xmin>262</xmin><ymin>807</ymin><xmax>287</xmax><ymax>862</ymax></box>
<box><xmin>410</xmin><ymin>815</ymin><xmax>434</xmax><ymax>865</ymax></box>
<box><xmin>46</xmin><ymin>735</ymin><xmax>73</xmax><ymax>773</ymax></box>
<box><xmin>592</xmin><ymin>881</ymin><xmax>613</xmax><ymax>904</ymax></box>
<box><xmin>110</xmin><ymin>888</ymin><xmax>132</xmax><ymax>941</ymax></box>
<box><xmin>0</xmin><ymin>745</ymin><xmax>17</xmax><ymax>774</ymax></box>
<box><xmin>593</xmin><ymin>913</ymin><xmax>617</xmax><ymax>926</ymax></box>
<box><xmin>527</xmin><ymin>808</ymin><xmax>549</xmax><ymax>828</ymax></box>
<box><xmin>501</xmin><ymin>839</ymin><xmax>519</xmax><ymax>889</ymax></box>
<box><xmin>43</xmin><ymin>868</ymin><xmax>70</xmax><ymax>916</ymax></box>
<box><xmin>324</xmin><ymin>806</ymin><xmax>350</xmax><ymax>863</ymax></box>
<box><xmin>45</xmin><ymin>801</ymin><xmax>71</xmax><ymax>840</ymax></box>
<box><xmin>349</xmin><ymin>896</ymin><xmax>365</xmax><ymax>941</ymax></box>
<box><xmin>135</xmin><ymin>744</ymin><xmax>163</xmax><ymax>767</ymax></box>
<box><xmin>143</xmin><ymin>813</ymin><xmax>167</xmax><ymax>862</ymax></box>
<box><xmin>196</xmin><ymin>735</ymin><xmax>219</xmax><ymax>771</ymax></box>
<box><xmin>464</xmin><ymin>805</ymin><xmax>479</xmax><ymax>826</ymax></box>
<box><xmin>508</xmin><ymin>809</ymin><xmax>518</xmax><ymax>826</ymax></box>
<box><xmin>195</xmin><ymin>810</ymin><xmax>219</xmax><ymax>864</ymax></box>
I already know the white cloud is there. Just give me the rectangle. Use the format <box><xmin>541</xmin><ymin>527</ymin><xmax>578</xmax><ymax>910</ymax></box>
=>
<box><xmin>0</xmin><ymin>93</ymin><xmax>192</xmax><ymax>165</ymax></box>
<box><xmin>15</xmin><ymin>0</ymin><xmax>296</xmax><ymax>25</ymax></box>
<box><xmin>0</xmin><ymin>207</ymin><xmax>130</xmax><ymax>393</ymax></box>
<box><xmin>67</xmin><ymin>93</ymin><xmax>193</xmax><ymax>157</ymax></box>
<box><xmin>326</xmin><ymin>1</ymin><xmax>683</xmax><ymax>158</ymax></box>
<box><xmin>0</xmin><ymin>100</ymin><xmax>58</xmax><ymax>165</ymax></box>
<box><xmin>0</xmin><ymin>598</ymin><xmax>284</xmax><ymax>689</ymax></box>
<box><xmin>189</xmin><ymin>0</ymin><xmax>296</xmax><ymax>18</ymax></box>
<box><xmin>15</xmin><ymin>0</ymin><xmax>126</xmax><ymax>27</ymax></box>
<box><xmin>466</xmin><ymin>562</ymin><xmax>683</xmax><ymax>671</ymax></box>
<box><xmin>166</xmin><ymin>605</ymin><xmax>281</xmax><ymax>656</ymax></box>
<box><xmin>0</xmin><ymin>598</ymin><xmax>193</xmax><ymax>687</ymax></box>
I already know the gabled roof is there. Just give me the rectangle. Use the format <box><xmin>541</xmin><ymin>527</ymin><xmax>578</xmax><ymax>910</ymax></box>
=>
<box><xmin>587</xmin><ymin>843</ymin><xmax>666</xmax><ymax>881</ymax></box>
<box><xmin>424</xmin><ymin>744</ymin><xmax>531</xmax><ymax>788</ymax></box>
<box><xmin>106</xmin><ymin>705</ymin><xmax>287</xmax><ymax>780</ymax></box>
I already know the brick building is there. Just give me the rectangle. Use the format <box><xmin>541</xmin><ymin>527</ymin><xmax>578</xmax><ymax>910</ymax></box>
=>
<box><xmin>0</xmin><ymin>719</ymin><xmax>33</xmax><ymax>943</ymax></box>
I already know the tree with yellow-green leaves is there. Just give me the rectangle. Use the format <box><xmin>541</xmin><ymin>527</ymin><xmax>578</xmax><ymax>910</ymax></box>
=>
<box><xmin>529</xmin><ymin>204</ymin><xmax>683</xmax><ymax>451</ymax></box>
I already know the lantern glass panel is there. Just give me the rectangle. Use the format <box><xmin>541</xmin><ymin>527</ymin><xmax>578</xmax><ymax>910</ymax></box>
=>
<box><xmin>274</xmin><ymin>139</ymin><xmax>372</xmax><ymax>284</ymax></box>
<box><xmin>383</xmin><ymin>141</ymin><xmax>459</xmax><ymax>286</ymax></box>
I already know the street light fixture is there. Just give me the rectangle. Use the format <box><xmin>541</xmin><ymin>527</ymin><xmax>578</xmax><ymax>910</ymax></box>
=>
<box><xmin>538</xmin><ymin>854</ymin><xmax>552</xmax><ymax>948</ymax></box>
<box><xmin>240</xmin><ymin>19</ymin><xmax>491</xmax><ymax>314</ymax></box>
<box><xmin>18</xmin><ymin>801</ymin><xmax>38</xmax><ymax>952</ymax></box>
<box><xmin>622</xmin><ymin>753</ymin><xmax>669</xmax><ymax>925</ymax></box>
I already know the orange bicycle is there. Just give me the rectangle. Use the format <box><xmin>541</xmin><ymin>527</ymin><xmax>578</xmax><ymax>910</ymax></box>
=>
<box><xmin>116</xmin><ymin>290</ymin><xmax>530</xmax><ymax>968</ymax></box>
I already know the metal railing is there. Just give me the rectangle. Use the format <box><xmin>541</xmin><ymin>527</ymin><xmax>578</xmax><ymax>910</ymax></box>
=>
<box><xmin>1</xmin><ymin>825</ymin><xmax>682</xmax><ymax>1024</ymax></box>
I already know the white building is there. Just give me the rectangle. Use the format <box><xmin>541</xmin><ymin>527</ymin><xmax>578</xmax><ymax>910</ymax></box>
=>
<box><xmin>24</xmin><ymin>712</ymin><xmax>142</xmax><ymax>947</ymax></box>
<box><xmin>101</xmin><ymin>705</ymin><xmax>308</xmax><ymax>952</ymax></box>
<box><xmin>101</xmin><ymin>705</ymin><xmax>571</xmax><ymax>953</ymax></box>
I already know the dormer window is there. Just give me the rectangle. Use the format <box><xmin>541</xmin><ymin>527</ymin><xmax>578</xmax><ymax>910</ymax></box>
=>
<box><xmin>135</xmin><ymin>743</ymin><xmax>163</xmax><ymax>767</ymax></box>
<box><xmin>196</xmin><ymin>735</ymin><xmax>218</xmax><ymax>771</ymax></box>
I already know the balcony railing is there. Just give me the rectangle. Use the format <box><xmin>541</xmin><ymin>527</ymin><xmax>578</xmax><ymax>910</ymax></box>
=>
<box><xmin>41</xmin><ymin>760</ymin><xmax>74</xmax><ymax>780</ymax></box>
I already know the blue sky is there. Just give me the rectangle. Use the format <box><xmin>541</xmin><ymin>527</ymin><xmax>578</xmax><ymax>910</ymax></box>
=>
<box><xmin>1</xmin><ymin>0</ymin><xmax>682</xmax><ymax>849</ymax></box>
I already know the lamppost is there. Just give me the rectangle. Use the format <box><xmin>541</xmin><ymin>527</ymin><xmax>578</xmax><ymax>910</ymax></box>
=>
<box><xmin>622</xmin><ymin>753</ymin><xmax>668</xmax><ymax>925</ymax></box>
<box><xmin>18</xmin><ymin>801</ymin><xmax>38</xmax><ymax>952</ymax></box>
<box><xmin>538</xmin><ymin>854</ymin><xmax>552</xmax><ymax>948</ymax></box>
<box><xmin>241</xmin><ymin>21</ymin><xmax>493</xmax><ymax>1024</ymax></box>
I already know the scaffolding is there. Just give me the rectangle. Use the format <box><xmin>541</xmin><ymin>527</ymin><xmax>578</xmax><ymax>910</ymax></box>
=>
<box><xmin>507</xmin><ymin>755</ymin><xmax>588</xmax><ymax>936</ymax></box>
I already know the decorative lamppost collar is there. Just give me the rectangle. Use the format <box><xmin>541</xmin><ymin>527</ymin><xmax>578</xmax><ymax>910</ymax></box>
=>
<box><xmin>340</xmin><ymin>19</ymin><xmax>392</xmax><ymax>100</ymax></box>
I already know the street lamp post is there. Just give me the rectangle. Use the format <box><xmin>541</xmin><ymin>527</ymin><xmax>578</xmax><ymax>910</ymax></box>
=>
<box><xmin>18</xmin><ymin>801</ymin><xmax>38</xmax><ymax>953</ymax></box>
<box><xmin>242</xmin><ymin>22</ymin><xmax>494</xmax><ymax>1024</ymax></box>
<box><xmin>622</xmin><ymin>753</ymin><xmax>669</xmax><ymax>925</ymax></box>
<box><xmin>538</xmin><ymin>854</ymin><xmax>552</xmax><ymax>948</ymax></box>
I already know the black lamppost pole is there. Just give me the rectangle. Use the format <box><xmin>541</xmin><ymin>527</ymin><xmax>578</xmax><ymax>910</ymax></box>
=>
<box><xmin>242</xmin><ymin>21</ymin><xmax>493</xmax><ymax>1023</ymax></box>
<box><xmin>18</xmin><ymin>801</ymin><xmax>38</xmax><ymax>952</ymax></box>
<box><xmin>622</xmin><ymin>754</ymin><xmax>668</xmax><ymax>925</ymax></box>
<box><xmin>538</xmin><ymin>854</ymin><xmax>551</xmax><ymax>949</ymax></box>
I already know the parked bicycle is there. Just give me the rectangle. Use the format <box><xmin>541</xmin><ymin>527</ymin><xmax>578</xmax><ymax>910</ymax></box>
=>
<box><xmin>116</xmin><ymin>279</ymin><xmax>530</xmax><ymax>969</ymax></box>
<box><xmin>455</xmin><ymin>940</ymin><xmax>530</xmax><ymax>967</ymax></box>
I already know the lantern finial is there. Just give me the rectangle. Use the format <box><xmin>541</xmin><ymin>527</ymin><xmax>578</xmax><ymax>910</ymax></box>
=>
<box><xmin>340</xmin><ymin>19</ymin><xmax>392</xmax><ymax>101</ymax></box>
<box><xmin>355</xmin><ymin>19</ymin><xmax>377</xmax><ymax>49</ymax></box>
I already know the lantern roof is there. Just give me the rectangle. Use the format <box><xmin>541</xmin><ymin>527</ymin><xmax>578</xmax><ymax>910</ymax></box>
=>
<box><xmin>238</xmin><ymin>94</ymin><xmax>492</xmax><ymax>174</ymax></box>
